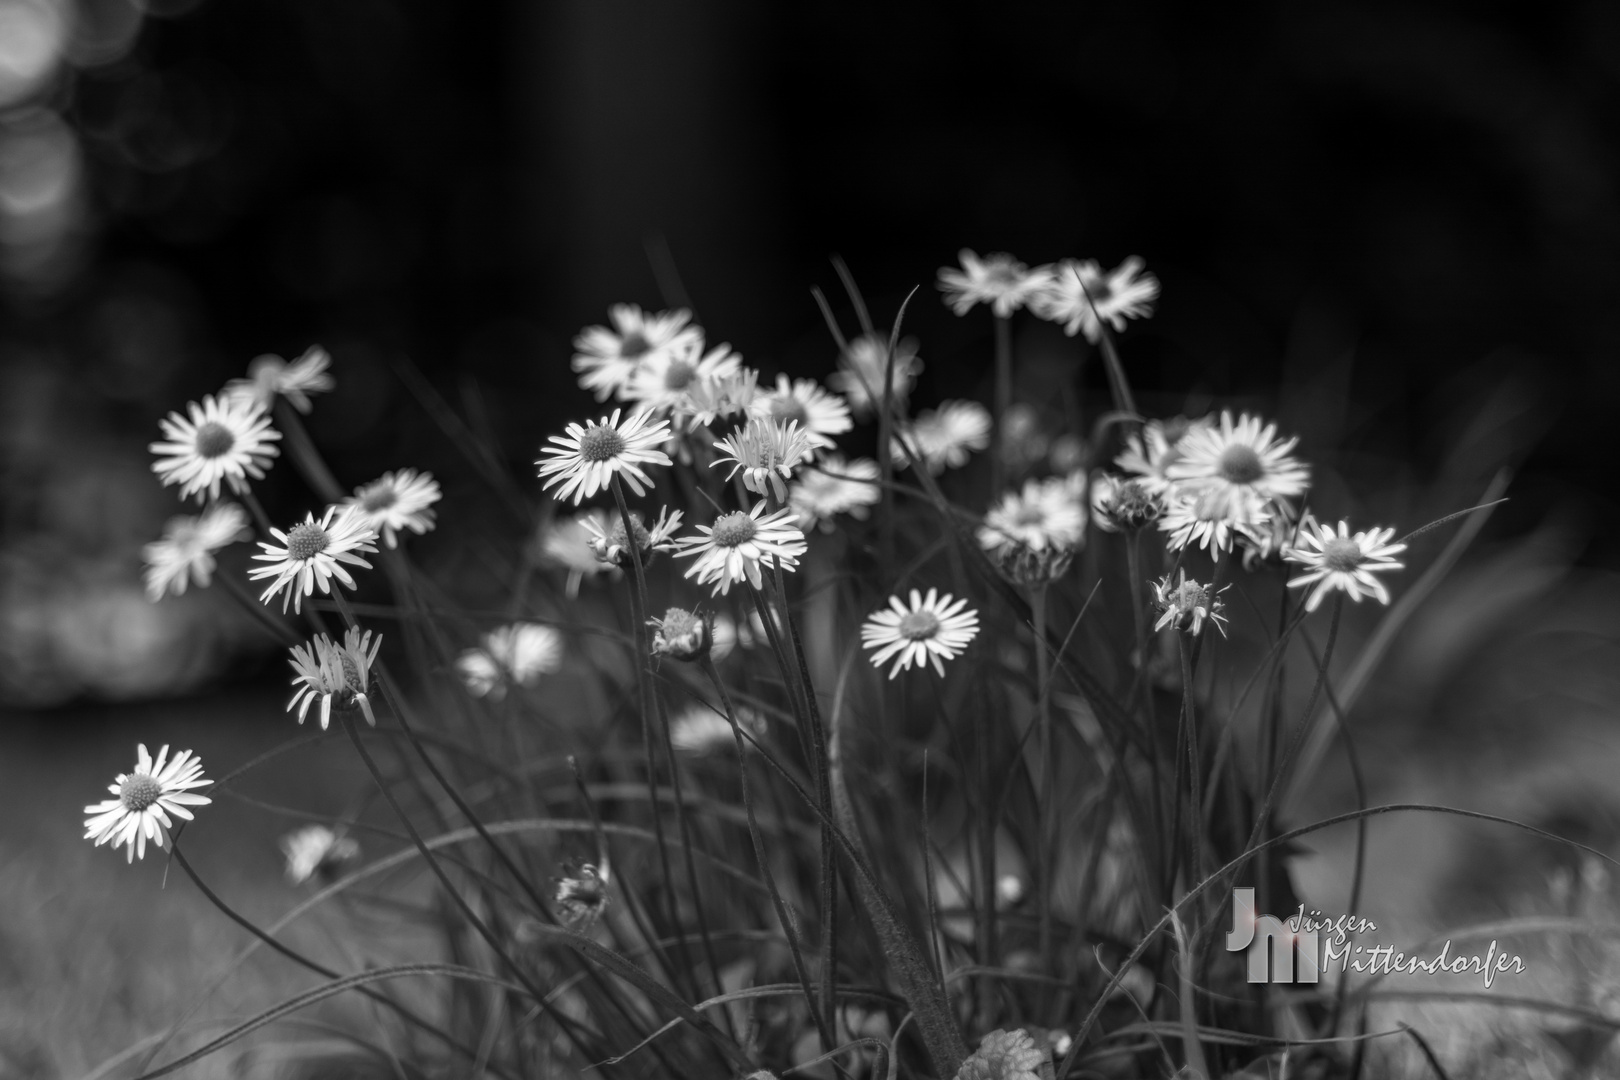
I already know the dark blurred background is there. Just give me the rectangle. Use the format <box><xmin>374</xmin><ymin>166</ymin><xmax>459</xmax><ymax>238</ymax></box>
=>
<box><xmin>4</xmin><ymin>0</ymin><xmax>1620</xmax><ymax>705</ymax></box>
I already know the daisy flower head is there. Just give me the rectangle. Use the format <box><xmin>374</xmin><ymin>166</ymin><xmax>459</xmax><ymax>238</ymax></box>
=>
<box><xmin>150</xmin><ymin>393</ymin><xmax>281</xmax><ymax>503</ymax></box>
<box><xmin>281</xmin><ymin>824</ymin><xmax>360</xmax><ymax>885</ymax></box>
<box><xmin>1115</xmin><ymin>415</ymin><xmax>1209</xmax><ymax>494</ymax></box>
<box><xmin>287</xmin><ymin>627</ymin><xmax>382</xmax><ymax>729</ymax></box>
<box><xmin>224</xmin><ymin>346</ymin><xmax>335</xmax><ymax>414</ymax></box>
<box><xmin>571</xmin><ymin>304</ymin><xmax>701</xmax><ymax>402</ymax></box>
<box><xmin>893</xmin><ymin>399</ymin><xmax>992</xmax><ymax>475</ymax></box>
<box><xmin>538</xmin><ymin>510</ymin><xmax>616</xmax><ymax>597</ymax></box>
<box><xmin>712</xmin><ymin>416</ymin><xmax>813</xmax><ymax>502</ymax></box>
<box><xmin>1032</xmin><ymin>256</ymin><xmax>1160</xmax><ymax>343</ymax></box>
<box><xmin>937</xmin><ymin>250</ymin><xmax>1052</xmax><ymax>318</ymax></box>
<box><xmin>1165</xmin><ymin>411</ymin><xmax>1309</xmax><ymax>526</ymax></box>
<box><xmin>249</xmin><ymin>505</ymin><xmax>378</xmax><ymax>614</ymax></box>
<box><xmin>675</xmin><ymin>501</ymin><xmax>808</xmax><ymax>595</ymax></box>
<box><xmin>83</xmin><ymin>744</ymin><xmax>212</xmax><ymax>863</ymax></box>
<box><xmin>1284</xmin><ymin>519</ymin><xmax>1407</xmax><ymax>612</ymax></box>
<box><xmin>343</xmin><ymin>469</ymin><xmax>441</xmax><ymax>549</ymax></box>
<box><xmin>649</xmin><ymin>606</ymin><xmax>710</xmax><ymax>662</ymax></box>
<box><xmin>626</xmin><ymin>335</ymin><xmax>742</xmax><ymax>412</ymax></box>
<box><xmin>537</xmin><ymin>408</ymin><xmax>672</xmax><ymax>505</ymax></box>
<box><xmin>749</xmin><ymin>374</ymin><xmax>852</xmax><ymax>454</ymax></box>
<box><xmin>456</xmin><ymin>622</ymin><xmax>565</xmax><ymax>699</ymax></box>
<box><xmin>1158</xmin><ymin>488</ymin><xmax>1261</xmax><ymax>555</ymax></box>
<box><xmin>829</xmin><ymin>333</ymin><xmax>922</xmax><ymax>418</ymax></box>
<box><xmin>978</xmin><ymin>476</ymin><xmax>1087</xmax><ymax>555</ymax></box>
<box><xmin>554</xmin><ymin>862</ymin><xmax>609</xmax><ymax>928</ymax></box>
<box><xmin>958</xmin><ymin>1029</ymin><xmax>1046</xmax><ymax>1080</ymax></box>
<box><xmin>789</xmin><ymin>455</ymin><xmax>881</xmax><ymax>532</ymax></box>
<box><xmin>1152</xmin><ymin>570</ymin><xmax>1229</xmax><ymax>638</ymax></box>
<box><xmin>142</xmin><ymin>502</ymin><xmax>250</xmax><ymax>601</ymax></box>
<box><xmin>584</xmin><ymin>505</ymin><xmax>683</xmax><ymax>567</ymax></box>
<box><xmin>861</xmin><ymin>587</ymin><xmax>980</xmax><ymax>679</ymax></box>
<box><xmin>1090</xmin><ymin>473</ymin><xmax>1166</xmax><ymax>533</ymax></box>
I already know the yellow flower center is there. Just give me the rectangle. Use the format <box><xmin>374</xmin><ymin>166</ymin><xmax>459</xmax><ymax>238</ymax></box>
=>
<box><xmin>619</xmin><ymin>331</ymin><xmax>652</xmax><ymax>359</ymax></box>
<box><xmin>361</xmin><ymin>486</ymin><xmax>397</xmax><ymax>511</ymax></box>
<box><xmin>710</xmin><ymin>512</ymin><xmax>756</xmax><ymax>548</ymax></box>
<box><xmin>119</xmin><ymin>773</ymin><xmax>162</xmax><ymax>812</ymax></box>
<box><xmin>286</xmin><ymin>522</ymin><xmax>331</xmax><ymax>562</ymax></box>
<box><xmin>1217</xmin><ymin>445</ymin><xmax>1264</xmax><ymax>484</ymax></box>
<box><xmin>770</xmin><ymin>397</ymin><xmax>808</xmax><ymax>426</ymax></box>
<box><xmin>1322</xmin><ymin>537</ymin><xmax>1362</xmax><ymax>572</ymax></box>
<box><xmin>194</xmin><ymin>422</ymin><xmax>235</xmax><ymax>459</ymax></box>
<box><xmin>663</xmin><ymin>359</ymin><xmax>696</xmax><ymax>390</ymax></box>
<box><xmin>898</xmin><ymin>611</ymin><xmax>940</xmax><ymax>640</ymax></box>
<box><xmin>578</xmin><ymin>425</ymin><xmax>627</xmax><ymax>462</ymax></box>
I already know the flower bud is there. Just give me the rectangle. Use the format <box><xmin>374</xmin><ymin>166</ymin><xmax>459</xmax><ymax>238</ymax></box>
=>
<box><xmin>649</xmin><ymin>607</ymin><xmax>709</xmax><ymax>662</ymax></box>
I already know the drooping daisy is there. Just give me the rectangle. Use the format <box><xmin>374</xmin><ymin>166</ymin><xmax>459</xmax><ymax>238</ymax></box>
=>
<box><xmin>861</xmin><ymin>587</ymin><xmax>981</xmax><ymax>679</ymax></box>
<box><xmin>978</xmin><ymin>476</ymin><xmax>1087</xmax><ymax>554</ymax></box>
<box><xmin>957</xmin><ymin>1029</ymin><xmax>1046</xmax><ymax>1080</ymax></box>
<box><xmin>749</xmin><ymin>374</ymin><xmax>852</xmax><ymax>454</ymax></box>
<box><xmin>342</xmin><ymin>469</ymin><xmax>441</xmax><ymax>549</ymax></box>
<box><xmin>1090</xmin><ymin>473</ymin><xmax>1166</xmax><ymax>533</ymax></box>
<box><xmin>669</xmin><ymin>703</ymin><xmax>764</xmax><ymax>754</ymax></box>
<box><xmin>1165</xmin><ymin>411</ymin><xmax>1309</xmax><ymax>526</ymax></box>
<box><xmin>675</xmin><ymin>501</ymin><xmax>808</xmax><ymax>595</ymax></box>
<box><xmin>648</xmin><ymin>607</ymin><xmax>710</xmax><ymax>661</ymax></box>
<box><xmin>83</xmin><ymin>744</ymin><xmax>212</xmax><ymax>863</ymax></box>
<box><xmin>1152</xmin><ymin>570</ymin><xmax>1229</xmax><ymax>637</ymax></box>
<box><xmin>937</xmin><ymin>250</ymin><xmax>1052</xmax><ymax>318</ymax></box>
<box><xmin>583</xmin><ymin>505</ymin><xmax>683</xmax><ymax>566</ymax></box>
<box><xmin>1032</xmin><ymin>257</ymin><xmax>1160</xmax><ymax>343</ymax></box>
<box><xmin>224</xmin><ymin>346</ymin><xmax>335</xmax><ymax>414</ymax></box>
<box><xmin>142</xmin><ymin>502</ymin><xmax>251</xmax><ymax>601</ymax></box>
<box><xmin>1115</xmin><ymin>415</ymin><xmax>1208</xmax><ymax>494</ymax></box>
<box><xmin>571</xmin><ymin>304</ymin><xmax>702</xmax><ymax>402</ymax></box>
<box><xmin>893</xmin><ymin>399</ymin><xmax>992</xmax><ymax>474</ymax></box>
<box><xmin>1159</xmin><ymin>489</ymin><xmax>1261</xmax><ymax>555</ymax></box>
<box><xmin>538</xmin><ymin>510</ymin><xmax>617</xmax><ymax>596</ymax></box>
<box><xmin>286</xmin><ymin>627</ymin><xmax>382</xmax><ymax>729</ymax></box>
<box><xmin>1284</xmin><ymin>519</ymin><xmax>1407</xmax><ymax>612</ymax></box>
<box><xmin>626</xmin><ymin>337</ymin><xmax>742</xmax><ymax>412</ymax></box>
<box><xmin>280</xmin><ymin>824</ymin><xmax>360</xmax><ymax>885</ymax></box>
<box><xmin>712</xmin><ymin>416</ymin><xmax>813</xmax><ymax>502</ymax></box>
<box><xmin>537</xmin><ymin>409</ymin><xmax>673</xmax><ymax>505</ymax></box>
<box><xmin>249</xmin><ymin>505</ymin><xmax>378</xmax><ymax>614</ymax></box>
<box><xmin>829</xmin><ymin>333</ymin><xmax>922</xmax><ymax>418</ymax></box>
<box><xmin>456</xmin><ymin>623</ymin><xmax>565</xmax><ymax>699</ymax></box>
<box><xmin>789</xmin><ymin>455</ymin><xmax>881</xmax><ymax>532</ymax></box>
<box><xmin>150</xmin><ymin>394</ymin><xmax>281</xmax><ymax>503</ymax></box>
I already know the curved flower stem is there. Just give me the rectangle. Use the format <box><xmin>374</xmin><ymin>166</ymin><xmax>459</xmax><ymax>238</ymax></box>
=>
<box><xmin>1032</xmin><ymin>585</ymin><xmax>1055</xmax><ymax>966</ymax></box>
<box><xmin>1176</xmin><ymin>632</ymin><xmax>1205</xmax><ymax>894</ymax></box>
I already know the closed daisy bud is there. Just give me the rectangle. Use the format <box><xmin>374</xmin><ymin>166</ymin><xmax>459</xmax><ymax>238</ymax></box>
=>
<box><xmin>993</xmin><ymin>539</ymin><xmax>1075</xmax><ymax>589</ymax></box>
<box><xmin>648</xmin><ymin>607</ymin><xmax>709</xmax><ymax>661</ymax></box>
<box><xmin>1151</xmin><ymin>570</ymin><xmax>1229</xmax><ymax>638</ymax></box>
<box><xmin>1090</xmin><ymin>473</ymin><xmax>1166</xmax><ymax>532</ymax></box>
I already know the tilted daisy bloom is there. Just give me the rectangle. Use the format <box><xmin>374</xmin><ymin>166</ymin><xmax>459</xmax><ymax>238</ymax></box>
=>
<box><xmin>249</xmin><ymin>505</ymin><xmax>379</xmax><ymax>614</ymax></box>
<box><xmin>626</xmin><ymin>336</ymin><xmax>742</xmax><ymax>413</ymax></box>
<box><xmin>1033</xmin><ymin>256</ymin><xmax>1160</xmax><ymax>343</ymax></box>
<box><xmin>1166</xmin><ymin>410</ymin><xmax>1309</xmax><ymax>526</ymax></box>
<box><xmin>583</xmin><ymin>505</ymin><xmax>683</xmax><ymax>566</ymax></box>
<box><xmin>571</xmin><ymin>304</ymin><xmax>701</xmax><ymax>402</ymax></box>
<box><xmin>142</xmin><ymin>502</ymin><xmax>251</xmax><ymax>601</ymax></box>
<box><xmin>280</xmin><ymin>824</ymin><xmax>360</xmax><ymax>885</ymax></box>
<box><xmin>1115</xmin><ymin>415</ymin><xmax>1209</xmax><ymax>494</ymax></box>
<box><xmin>861</xmin><ymin>587</ymin><xmax>980</xmax><ymax>679</ymax></box>
<box><xmin>456</xmin><ymin>622</ymin><xmax>565</xmax><ymax>699</ymax></box>
<box><xmin>892</xmin><ymin>399</ymin><xmax>992</xmax><ymax>474</ymax></box>
<box><xmin>712</xmin><ymin>416</ymin><xmax>813</xmax><ymax>502</ymax></box>
<box><xmin>1090</xmin><ymin>473</ymin><xmax>1166</xmax><ymax>533</ymax></box>
<box><xmin>150</xmin><ymin>393</ymin><xmax>281</xmax><ymax>502</ymax></box>
<box><xmin>789</xmin><ymin>455</ymin><xmax>881</xmax><ymax>531</ymax></box>
<box><xmin>1152</xmin><ymin>570</ymin><xmax>1230</xmax><ymax>637</ymax></box>
<box><xmin>957</xmin><ymin>1029</ymin><xmax>1046</xmax><ymax>1080</ymax></box>
<box><xmin>1284</xmin><ymin>519</ymin><xmax>1407</xmax><ymax>612</ymax></box>
<box><xmin>224</xmin><ymin>346</ymin><xmax>335</xmax><ymax>414</ymax></box>
<box><xmin>978</xmin><ymin>476</ymin><xmax>1087</xmax><ymax>554</ymax></box>
<box><xmin>675</xmin><ymin>501</ymin><xmax>808</xmax><ymax>595</ymax></box>
<box><xmin>937</xmin><ymin>250</ymin><xmax>1053</xmax><ymax>318</ymax></box>
<box><xmin>287</xmin><ymin>627</ymin><xmax>382</xmax><ymax>729</ymax></box>
<box><xmin>342</xmin><ymin>469</ymin><xmax>441</xmax><ymax>549</ymax></box>
<box><xmin>538</xmin><ymin>510</ymin><xmax>616</xmax><ymax>596</ymax></box>
<box><xmin>83</xmin><ymin>744</ymin><xmax>212</xmax><ymax>863</ymax></box>
<box><xmin>537</xmin><ymin>408</ymin><xmax>672</xmax><ymax>505</ymax></box>
<box><xmin>829</xmin><ymin>333</ymin><xmax>922</xmax><ymax>418</ymax></box>
<box><xmin>749</xmin><ymin>374</ymin><xmax>852</xmax><ymax>454</ymax></box>
<box><xmin>1159</xmin><ymin>488</ymin><xmax>1262</xmax><ymax>554</ymax></box>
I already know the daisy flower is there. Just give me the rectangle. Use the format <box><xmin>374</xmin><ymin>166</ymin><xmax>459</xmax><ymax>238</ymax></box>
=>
<box><xmin>937</xmin><ymin>250</ymin><xmax>1052</xmax><ymax>318</ymax></box>
<box><xmin>1237</xmin><ymin>505</ymin><xmax>1310</xmax><ymax>571</ymax></box>
<box><xmin>829</xmin><ymin>333</ymin><xmax>922</xmax><ymax>418</ymax></box>
<box><xmin>572</xmin><ymin>304</ymin><xmax>701</xmax><ymax>401</ymax></box>
<box><xmin>538</xmin><ymin>510</ymin><xmax>616</xmax><ymax>596</ymax></box>
<box><xmin>790</xmin><ymin>455</ymin><xmax>881</xmax><ymax>531</ymax></box>
<box><xmin>978</xmin><ymin>476</ymin><xmax>1087</xmax><ymax>554</ymax></box>
<box><xmin>1165</xmin><ymin>410</ymin><xmax>1309</xmax><ymax>526</ymax></box>
<box><xmin>893</xmin><ymin>399</ymin><xmax>992</xmax><ymax>474</ymax></box>
<box><xmin>457</xmin><ymin>623</ymin><xmax>565</xmax><ymax>699</ymax></box>
<box><xmin>958</xmin><ymin>1029</ymin><xmax>1046</xmax><ymax>1080</ymax></box>
<box><xmin>224</xmin><ymin>346</ymin><xmax>335</xmax><ymax>414</ymax></box>
<box><xmin>343</xmin><ymin>469</ymin><xmax>441</xmax><ymax>549</ymax></box>
<box><xmin>537</xmin><ymin>408</ymin><xmax>672</xmax><ymax>505</ymax></box>
<box><xmin>749</xmin><ymin>374</ymin><xmax>852</xmax><ymax>453</ymax></box>
<box><xmin>649</xmin><ymin>607</ymin><xmax>710</xmax><ymax>661</ymax></box>
<box><xmin>554</xmin><ymin>862</ymin><xmax>609</xmax><ymax>927</ymax></box>
<box><xmin>1284</xmin><ymin>519</ymin><xmax>1407</xmax><ymax>612</ymax></box>
<box><xmin>287</xmin><ymin>627</ymin><xmax>382</xmax><ymax>729</ymax></box>
<box><xmin>583</xmin><ymin>505</ymin><xmax>683</xmax><ymax>566</ymax></box>
<box><xmin>1152</xmin><ymin>570</ymin><xmax>1229</xmax><ymax>637</ymax></box>
<box><xmin>861</xmin><ymin>587</ymin><xmax>980</xmax><ymax>679</ymax></box>
<box><xmin>249</xmin><ymin>505</ymin><xmax>379</xmax><ymax>614</ymax></box>
<box><xmin>1090</xmin><ymin>474</ymin><xmax>1166</xmax><ymax>533</ymax></box>
<box><xmin>281</xmin><ymin>824</ymin><xmax>360</xmax><ymax>885</ymax></box>
<box><xmin>1159</xmin><ymin>489</ymin><xmax>1261</xmax><ymax>555</ymax></box>
<box><xmin>626</xmin><ymin>337</ymin><xmax>742</xmax><ymax>412</ymax></box>
<box><xmin>142</xmin><ymin>502</ymin><xmax>251</xmax><ymax>601</ymax></box>
<box><xmin>712</xmin><ymin>416</ymin><xmax>813</xmax><ymax>502</ymax></box>
<box><xmin>675</xmin><ymin>501</ymin><xmax>808</xmax><ymax>595</ymax></box>
<box><xmin>150</xmin><ymin>394</ymin><xmax>281</xmax><ymax>502</ymax></box>
<box><xmin>669</xmin><ymin>703</ymin><xmax>764</xmax><ymax>754</ymax></box>
<box><xmin>83</xmin><ymin>744</ymin><xmax>212</xmax><ymax>863</ymax></box>
<box><xmin>1032</xmin><ymin>257</ymin><xmax>1160</xmax><ymax>343</ymax></box>
<box><xmin>1116</xmin><ymin>416</ymin><xmax>1208</xmax><ymax>494</ymax></box>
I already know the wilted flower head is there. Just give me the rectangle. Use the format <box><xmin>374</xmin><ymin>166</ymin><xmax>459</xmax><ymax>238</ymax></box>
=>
<box><xmin>280</xmin><ymin>824</ymin><xmax>360</xmax><ymax>885</ymax></box>
<box><xmin>937</xmin><ymin>250</ymin><xmax>1052</xmax><ymax>318</ymax></box>
<box><xmin>571</xmin><ymin>304</ymin><xmax>701</xmax><ymax>402</ymax></box>
<box><xmin>830</xmin><ymin>333</ymin><xmax>922</xmax><ymax>417</ymax></box>
<box><xmin>789</xmin><ymin>455</ymin><xmax>882</xmax><ymax>532</ymax></box>
<box><xmin>224</xmin><ymin>346</ymin><xmax>335</xmax><ymax>414</ymax></box>
<box><xmin>343</xmin><ymin>469</ymin><xmax>441</xmax><ymax>549</ymax></box>
<box><xmin>457</xmin><ymin>623</ymin><xmax>565</xmax><ymax>699</ymax></box>
<box><xmin>83</xmin><ymin>744</ymin><xmax>212</xmax><ymax>863</ymax></box>
<box><xmin>893</xmin><ymin>399</ymin><xmax>992</xmax><ymax>474</ymax></box>
<box><xmin>1152</xmin><ymin>570</ymin><xmax>1229</xmax><ymax>637</ymax></box>
<box><xmin>979</xmin><ymin>476</ymin><xmax>1087</xmax><ymax>554</ymax></box>
<box><xmin>1284</xmin><ymin>519</ymin><xmax>1407</xmax><ymax>612</ymax></box>
<box><xmin>1032</xmin><ymin>257</ymin><xmax>1160</xmax><ymax>343</ymax></box>
<box><xmin>142</xmin><ymin>502</ymin><xmax>251</xmax><ymax>601</ymax></box>
<box><xmin>712</xmin><ymin>416</ymin><xmax>813</xmax><ymax>502</ymax></box>
<box><xmin>1090</xmin><ymin>473</ymin><xmax>1166</xmax><ymax>533</ymax></box>
<box><xmin>584</xmin><ymin>506</ymin><xmax>683</xmax><ymax>567</ymax></box>
<box><xmin>150</xmin><ymin>393</ymin><xmax>281</xmax><ymax>503</ymax></box>
<box><xmin>957</xmin><ymin>1028</ymin><xmax>1046</xmax><ymax>1080</ymax></box>
<box><xmin>554</xmin><ymin>862</ymin><xmax>609</xmax><ymax>927</ymax></box>
<box><xmin>648</xmin><ymin>607</ymin><xmax>709</xmax><ymax>662</ymax></box>
<box><xmin>287</xmin><ymin>627</ymin><xmax>382</xmax><ymax>729</ymax></box>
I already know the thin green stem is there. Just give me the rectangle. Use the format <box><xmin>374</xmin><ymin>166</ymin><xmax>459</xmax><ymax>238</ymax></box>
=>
<box><xmin>992</xmin><ymin>312</ymin><xmax>1012</xmax><ymax>493</ymax></box>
